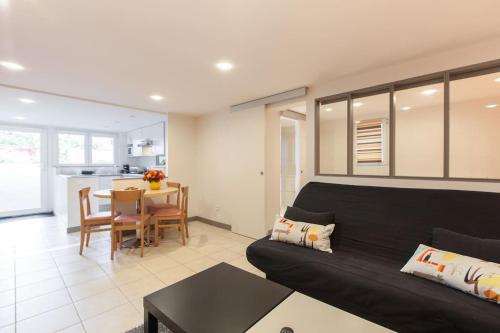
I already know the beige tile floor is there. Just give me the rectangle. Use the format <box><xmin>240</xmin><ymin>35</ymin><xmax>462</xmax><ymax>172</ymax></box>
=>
<box><xmin>0</xmin><ymin>215</ymin><xmax>263</xmax><ymax>333</ymax></box>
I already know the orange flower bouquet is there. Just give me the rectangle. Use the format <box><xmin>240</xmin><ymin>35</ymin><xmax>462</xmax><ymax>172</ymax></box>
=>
<box><xmin>143</xmin><ymin>170</ymin><xmax>165</xmax><ymax>190</ymax></box>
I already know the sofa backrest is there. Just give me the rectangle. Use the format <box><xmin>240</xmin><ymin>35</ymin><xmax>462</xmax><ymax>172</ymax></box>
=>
<box><xmin>293</xmin><ymin>182</ymin><xmax>500</xmax><ymax>262</ymax></box>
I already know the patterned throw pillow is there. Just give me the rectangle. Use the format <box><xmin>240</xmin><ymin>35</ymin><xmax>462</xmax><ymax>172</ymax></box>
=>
<box><xmin>270</xmin><ymin>217</ymin><xmax>335</xmax><ymax>253</ymax></box>
<box><xmin>401</xmin><ymin>244</ymin><xmax>500</xmax><ymax>304</ymax></box>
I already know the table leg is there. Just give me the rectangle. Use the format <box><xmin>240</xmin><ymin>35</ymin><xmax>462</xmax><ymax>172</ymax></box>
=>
<box><xmin>144</xmin><ymin>310</ymin><xmax>158</xmax><ymax>333</ymax></box>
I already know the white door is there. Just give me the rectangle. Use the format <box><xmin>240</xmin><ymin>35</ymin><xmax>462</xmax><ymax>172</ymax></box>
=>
<box><xmin>0</xmin><ymin>126</ymin><xmax>48</xmax><ymax>217</ymax></box>
<box><xmin>226</xmin><ymin>106</ymin><xmax>266</xmax><ymax>239</ymax></box>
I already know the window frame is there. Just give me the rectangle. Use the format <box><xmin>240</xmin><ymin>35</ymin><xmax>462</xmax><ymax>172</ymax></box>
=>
<box><xmin>315</xmin><ymin>58</ymin><xmax>500</xmax><ymax>182</ymax></box>
<box><xmin>90</xmin><ymin>133</ymin><xmax>117</xmax><ymax>166</ymax></box>
<box><xmin>55</xmin><ymin>129</ymin><xmax>118</xmax><ymax>167</ymax></box>
<box><xmin>56</xmin><ymin>130</ymin><xmax>88</xmax><ymax>166</ymax></box>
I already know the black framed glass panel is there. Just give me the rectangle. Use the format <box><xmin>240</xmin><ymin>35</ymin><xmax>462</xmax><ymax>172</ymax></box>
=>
<box><xmin>395</xmin><ymin>83</ymin><xmax>444</xmax><ymax>177</ymax></box>
<box><xmin>352</xmin><ymin>92</ymin><xmax>390</xmax><ymax>176</ymax></box>
<box><xmin>450</xmin><ymin>71</ymin><xmax>500</xmax><ymax>179</ymax></box>
<box><xmin>318</xmin><ymin>100</ymin><xmax>348</xmax><ymax>175</ymax></box>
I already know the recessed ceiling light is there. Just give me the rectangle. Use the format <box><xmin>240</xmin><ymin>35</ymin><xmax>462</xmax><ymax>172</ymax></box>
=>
<box><xmin>420</xmin><ymin>89</ymin><xmax>438</xmax><ymax>96</ymax></box>
<box><xmin>324</xmin><ymin>107</ymin><xmax>332</xmax><ymax>112</ymax></box>
<box><xmin>355</xmin><ymin>120</ymin><xmax>361</xmax><ymax>124</ymax></box>
<box><xmin>18</xmin><ymin>98</ymin><xmax>35</xmax><ymax>104</ymax></box>
<box><xmin>400</xmin><ymin>106</ymin><xmax>412</xmax><ymax>111</ymax></box>
<box><xmin>215</xmin><ymin>62</ymin><xmax>234</xmax><ymax>72</ymax></box>
<box><xmin>494</xmin><ymin>78</ymin><xmax>500</xmax><ymax>83</ymax></box>
<box><xmin>353</xmin><ymin>102</ymin><xmax>364</xmax><ymax>107</ymax></box>
<box><xmin>150</xmin><ymin>95</ymin><xmax>164</xmax><ymax>101</ymax></box>
<box><xmin>14</xmin><ymin>116</ymin><xmax>26</xmax><ymax>120</ymax></box>
<box><xmin>485</xmin><ymin>104</ymin><xmax>498</xmax><ymax>109</ymax></box>
<box><xmin>0</xmin><ymin>61</ymin><xmax>25</xmax><ymax>71</ymax></box>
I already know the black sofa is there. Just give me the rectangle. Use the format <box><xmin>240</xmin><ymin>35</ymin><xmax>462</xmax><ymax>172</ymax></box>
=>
<box><xmin>247</xmin><ymin>182</ymin><xmax>500</xmax><ymax>333</ymax></box>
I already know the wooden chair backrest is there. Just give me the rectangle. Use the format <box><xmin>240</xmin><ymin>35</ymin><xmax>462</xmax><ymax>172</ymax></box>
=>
<box><xmin>167</xmin><ymin>181</ymin><xmax>181</xmax><ymax>207</ymax></box>
<box><xmin>111</xmin><ymin>189</ymin><xmax>146</xmax><ymax>223</ymax></box>
<box><xmin>181</xmin><ymin>186</ymin><xmax>189</xmax><ymax>217</ymax></box>
<box><xmin>79</xmin><ymin>187</ymin><xmax>92</xmax><ymax>225</ymax></box>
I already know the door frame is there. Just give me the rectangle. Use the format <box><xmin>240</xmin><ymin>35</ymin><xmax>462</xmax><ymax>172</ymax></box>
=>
<box><xmin>0</xmin><ymin>124</ymin><xmax>49</xmax><ymax>218</ymax></box>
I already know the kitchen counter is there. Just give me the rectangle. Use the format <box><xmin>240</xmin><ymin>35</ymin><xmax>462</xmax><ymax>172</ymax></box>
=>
<box><xmin>58</xmin><ymin>174</ymin><xmax>144</xmax><ymax>179</ymax></box>
<box><xmin>54</xmin><ymin>173</ymin><xmax>144</xmax><ymax>231</ymax></box>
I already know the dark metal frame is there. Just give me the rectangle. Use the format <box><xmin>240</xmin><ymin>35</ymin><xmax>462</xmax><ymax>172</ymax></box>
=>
<box><xmin>315</xmin><ymin>58</ymin><xmax>500</xmax><ymax>182</ymax></box>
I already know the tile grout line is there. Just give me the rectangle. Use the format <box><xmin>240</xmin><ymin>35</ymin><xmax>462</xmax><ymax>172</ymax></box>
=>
<box><xmin>52</xmin><ymin>251</ymin><xmax>89</xmax><ymax>333</ymax></box>
<box><xmin>4</xmin><ymin>221</ymin><xmax>253</xmax><ymax>332</ymax></box>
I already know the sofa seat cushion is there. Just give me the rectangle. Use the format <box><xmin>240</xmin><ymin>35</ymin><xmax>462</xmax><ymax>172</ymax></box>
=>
<box><xmin>247</xmin><ymin>237</ymin><xmax>500</xmax><ymax>333</ymax></box>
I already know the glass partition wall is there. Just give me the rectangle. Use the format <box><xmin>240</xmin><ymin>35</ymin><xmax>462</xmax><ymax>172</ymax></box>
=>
<box><xmin>352</xmin><ymin>92</ymin><xmax>390</xmax><ymax>176</ymax></box>
<box><xmin>316</xmin><ymin>60</ymin><xmax>500</xmax><ymax>181</ymax></box>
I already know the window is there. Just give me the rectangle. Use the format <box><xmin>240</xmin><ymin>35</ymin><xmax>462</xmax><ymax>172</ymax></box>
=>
<box><xmin>58</xmin><ymin>133</ymin><xmax>85</xmax><ymax>165</ymax></box>
<box><xmin>450</xmin><ymin>71</ymin><xmax>500</xmax><ymax>179</ymax></box>
<box><xmin>57</xmin><ymin>131</ymin><xmax>116</xmax><ymax>166</ymax></box>
<box><xmin>352</xmin><ymin>92</ymin><xmax>390</xmax><ymax>176</ymax></box>
<box><xmin>315</xmin><ymin>60</ymin><xmax>500</xmax><ymax>181</ymax></box>
<box><xmin>355</xmin><ymin>119</ymin><xmax>384</xmax><ymax>165</ymax></box>
<box><xmin>395</xmin><ymin>83</ymin><xmax>444</xmax><ymax>177</ymax></box>
<box><xmin>318</xmin><ymin>100</ymin><xmax>348</xmax><ymax>175</ymax></box>
<box><xmin>91</xmin><ymin>135</ymin><xmax>114</xmax><ymax>165</ymax></box>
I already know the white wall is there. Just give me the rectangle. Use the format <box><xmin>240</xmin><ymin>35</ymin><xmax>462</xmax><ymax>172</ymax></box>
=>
<box><xmin>307</xmin><ymin>37</ymin><xmax>500</xmax><ymax>192</ymax></box>
<box><xmin>195</xmin><ymin>105</ymin><xmax>283</xmax><ymax>235</ymax></box>
<box><xmin>167</xmin><ymin>113</ymin><xmax>199</xmax><ymax>216</ymax></box>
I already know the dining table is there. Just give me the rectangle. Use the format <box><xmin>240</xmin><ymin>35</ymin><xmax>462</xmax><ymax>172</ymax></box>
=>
<box><xmin>93</xmin><ymin>187</ymin><xmax>179</xmax><ymax>248</ymax></box>
<box><xmin>93</xmin><ymin>187</ymin><xmax>179</xmax><ymax>199</ymax></box>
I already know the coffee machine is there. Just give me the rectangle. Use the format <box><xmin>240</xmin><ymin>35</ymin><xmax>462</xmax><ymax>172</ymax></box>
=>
<box><xmin>122</xmin><ymin>164</ymin><xmax>130</xmax><ymax>174</ymax></box>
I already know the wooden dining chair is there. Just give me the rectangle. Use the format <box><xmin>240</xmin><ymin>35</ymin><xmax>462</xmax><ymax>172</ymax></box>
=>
<box><xmin>153</xmin><ymin>186</ymin><xmax>189</xmax><ymax>246</ymax></box>
<box><xmin>110</xmin><ymin>189</ymin><xmax>151</xmax><ymax>259</ymax></box>
<box><xmin>79</xmin><ymin>187</ymin><xmax>113</xmax><ymax>255</ymax></box>
<box><xmin>147</xmin><ymin>181</ymin><xmax>181</xmax><ymax>212</ymax></box>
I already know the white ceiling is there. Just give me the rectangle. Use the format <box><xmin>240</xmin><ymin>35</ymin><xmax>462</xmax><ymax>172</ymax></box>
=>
<box><xmin>0</xmin><ymin>86</ymin><xmax>166</xmax><ymax>132</ymax></box>
<box><xmin>1</xmin><ymin>1</ymin><xmax>500</xmax><ymax>115</ymax></box>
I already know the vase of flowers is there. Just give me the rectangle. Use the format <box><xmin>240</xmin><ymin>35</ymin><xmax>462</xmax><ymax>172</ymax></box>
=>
<box><xmin>143</xmin><ymin>170</ymin><xmax>165</xmax><ymax>190</ymax></box>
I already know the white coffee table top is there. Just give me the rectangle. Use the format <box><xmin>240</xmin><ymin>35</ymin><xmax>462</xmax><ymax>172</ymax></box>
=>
<box><xmin>246</xmin><ymin>291</ymin><xmax>393</xmax><ymax>333</ymax></box>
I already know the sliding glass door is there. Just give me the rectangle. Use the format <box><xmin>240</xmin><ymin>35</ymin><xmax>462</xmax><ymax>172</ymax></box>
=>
<box><xmin>0</xmin><ymin>126</ymin><xmax>47</xmax><ymax>217</ymax></box>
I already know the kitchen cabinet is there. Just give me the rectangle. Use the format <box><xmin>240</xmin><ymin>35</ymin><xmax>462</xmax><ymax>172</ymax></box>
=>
<box><xmin>126</xmin><ymin>122</ymin><xmax>165</xmax><ymax>157</ymax></box>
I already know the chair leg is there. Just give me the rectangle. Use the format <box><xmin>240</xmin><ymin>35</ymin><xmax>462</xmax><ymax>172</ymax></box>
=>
<box><xmin>85</xmin><ymin>227</ymin><xmax>91</xmax><ymax>247</ymax></box>
<box><xmin>79</xmin><ymin>224</ymin><xmax>85</xmax><ymax>255</ymax></box>
<box><xmin>140</xmin><ymin>227</ymin><xmax>145</xmax><ymax>257</ymax></box>
<box><xmin>184</xmin><ymin>218</ymin><xmax>189</xmax><ymax>238</ymax></box>
<box><xmin>154</xmin><ymin>219</ymin><xmax>159</xmax><ymax>247</ymax></box>
<box><xmin>146</xmin><ymin>222</ymin><xmax>150</xmax><ymax>245</ymax></box>
<box><xmin>111</xmin><ymin>230</ymin><xmax>115</xmax><ymax>260</ymax></box>
<box><xmin>180</xmin><ymin>221</ymin><xmax>186</xmax><ymax>246</ymax></box>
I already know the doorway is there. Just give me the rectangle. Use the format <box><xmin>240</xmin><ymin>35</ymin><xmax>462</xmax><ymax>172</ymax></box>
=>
<box><xmin>280</xmin><ymin>112</ymin><xmax>305</xmax><ymax>214</ymax></box>
<box><xmin>0</xmin><ymin>126</ymin><xmax>48</xmax><ymax>217</ymax></box>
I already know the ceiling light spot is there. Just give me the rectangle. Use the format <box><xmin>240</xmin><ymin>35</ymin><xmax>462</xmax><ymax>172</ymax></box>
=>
<box><xmin>485</xmin><ymin>104</ymin><xmax>498</xmax><ymax>109</ymax></box>
<box><xmin>150</xmin><ymin>95</ymin><xmax>164</xmax><ymax>101</ymax></box>
<box><xmin>0</xmin><ymin>61</ymin><xmax>25</xmax><ymax>71</ymax></box>
<box><xmin>353</xmin><ymin>102</ymin><xmax>364</xmax><ymax>107</ymax></box>
<box><xmin>216</xmin><ymin>62</ymin><xmax>234</xmax><ymax>72</ymax></box>
<box><xmin>400</xmin><ymin>106</ymin><xmax>412</xmax><ymax>111</ymax></box>
<box><xmin>420</xmin><ymin>89</ymin><xmax>438</xmax><ymax>96</ymax></box>
<box><xmin>14</xmin><ymin>116</ymin><xmax>26</xmax><ymax>120</ymax></box>
<box><xmin>18</xmin><ymin>98</ymin><xmax>35</xmax><ymax>104</ymax></box>
<box><xmin>324</xmin><ymin>107</ymin><xmax>332</xmax><ymax>112</ymax></box>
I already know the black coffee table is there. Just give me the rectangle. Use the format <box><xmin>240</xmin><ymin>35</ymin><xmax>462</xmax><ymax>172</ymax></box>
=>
<box><xmin>143</xmin><ymin>262</ymin><xmax>292</xmax><ymax>333</ymax></box>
